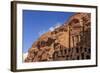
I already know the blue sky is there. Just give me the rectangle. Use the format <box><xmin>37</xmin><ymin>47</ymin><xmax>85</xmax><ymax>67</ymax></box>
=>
<box><xmin>23</xmin><ymin>10</ymin><xmax>75</xmax><ymax>53</ymax></box>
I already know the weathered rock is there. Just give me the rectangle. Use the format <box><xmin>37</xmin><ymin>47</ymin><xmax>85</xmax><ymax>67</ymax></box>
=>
<box><xmin>25</xmin><ymin>13</ymin><xmax>91</xmax><ymax>62</ymax></box>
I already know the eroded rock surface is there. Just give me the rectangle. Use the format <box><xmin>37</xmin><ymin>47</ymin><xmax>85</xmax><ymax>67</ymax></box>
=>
<box><xmin>24</xmin><ymin>13</ymin><xmax>91</xmax><ymax>62</ymax></box>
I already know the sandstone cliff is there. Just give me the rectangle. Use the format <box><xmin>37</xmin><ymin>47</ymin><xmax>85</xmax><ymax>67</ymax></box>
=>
<box><xmin>24</xmin><ymin>13</ymin><xmax>91</xmax><ymax>62</ymax></box>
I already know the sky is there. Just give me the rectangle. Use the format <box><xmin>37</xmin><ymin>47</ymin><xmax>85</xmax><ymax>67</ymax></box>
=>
<box><xmin>23</xmin><ymin>10</ymin><xmax>75</xmax><ymax>53</ymax></box>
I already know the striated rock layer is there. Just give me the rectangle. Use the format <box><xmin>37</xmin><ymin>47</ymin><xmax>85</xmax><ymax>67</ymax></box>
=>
<box><xmin>24</xmin><ymin>13</ymin><xmax>91</xmax><ymax>62</ymax></box>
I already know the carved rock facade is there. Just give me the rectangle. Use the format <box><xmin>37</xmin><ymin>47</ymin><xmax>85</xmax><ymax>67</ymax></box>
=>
<box><xmin>25</xmin><ymin>13</ymin><xmax>91</xmax><ymax>62</ymax></box>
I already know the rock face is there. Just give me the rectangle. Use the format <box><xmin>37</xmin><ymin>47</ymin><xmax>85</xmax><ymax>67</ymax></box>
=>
<box><xmin>24</xmin><ymin>13</ymin><xmax>91</xmax><ymax>62</ymax></box>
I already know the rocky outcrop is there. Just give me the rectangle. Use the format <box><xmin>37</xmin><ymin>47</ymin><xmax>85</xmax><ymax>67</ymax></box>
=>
<box><xmin>24</xmin><ymin>13</ymin><xmax>91</xmax><ymax>62</ymax></box>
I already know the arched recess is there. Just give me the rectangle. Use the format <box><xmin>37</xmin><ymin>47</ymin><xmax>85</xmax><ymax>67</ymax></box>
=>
<box><xmin>67</xmin><ymin>13</ymin><xmax>91</xmax><ymax>48</ymax></box>
<box><xmin>67</xmin><ymin>13</ymin><xmax>84</xmax><ymax>48</ymax></box>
